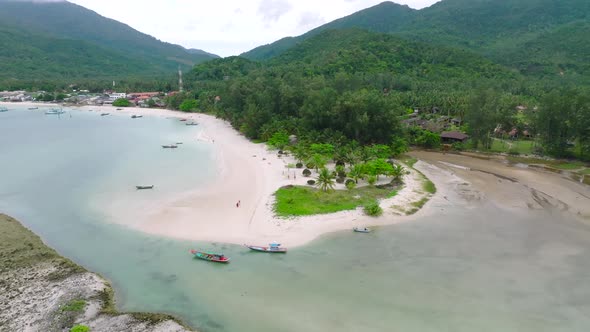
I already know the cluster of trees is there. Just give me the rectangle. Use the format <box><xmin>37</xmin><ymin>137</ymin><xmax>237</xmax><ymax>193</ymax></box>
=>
<box><xmin>279</xmin><ymin>139</ymin><xmax>406</xmax><ymax>192</ymax></box>
<box><xmin>170</xmin><ymin>29</ymin><xmax>589</xmax><ymax>161</ymax></box>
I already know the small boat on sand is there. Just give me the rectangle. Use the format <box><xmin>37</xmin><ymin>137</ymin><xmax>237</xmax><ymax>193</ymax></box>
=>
<box><xmin>186</xmin><ymin>122</ymin><xmax>199</xmax><ymax>126</ymax></box>
<box><xmin>131</xmin><ymin>115</ymin><xmax>143</xmax><ymax>118</ymax></box>
<box><xmin>353</xmin><ymin>227</ymin><xmax>371</xmax><ymax>233</ymax></box>
<box><xmin>116</xmin><ymin>108</ymin><xmax>123</xmax><ymax>110</ymax></box>
<box><xmin>190</xmin><ymin>250</ymin><xmax>230</xmax><ymax>263</ymax></box>
<box><xmin>136</xmin><ymin>185</ymin><xmax>154</xmax><ymax>190</ymax></box>
<box><xmin>245</xmin><ymin>243</ymin><xmax>287</xmax><ymax>253</ymax></box>
<box><xmin>162</xmin><ymin>145</ymin><xmax>178</xmax><ymax>149</ymax></box>
<box><xmin>101</xmin><ymin>113</ymin><xmax>110</xmax><ymax>116</ymax></box>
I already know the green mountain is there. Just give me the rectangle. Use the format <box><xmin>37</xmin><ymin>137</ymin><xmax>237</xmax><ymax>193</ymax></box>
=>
<box><xmin>0</xmin><ymin>0</ymin><xmax>218</xmax><ymax>85</ymax></box>
<box><xmin>241</xmin><ymin>0</ymin><xmax>590</xmax><ymax>81</ymax></box>
<box><xmin>242</xmin><ymin>2</ymin><xmax>415</xmax><ymax>60</ymax></box>
<box><xmin>184</xmin><ymin>28</ymin><xmax>528</xmax><ymax>144</ymax></box>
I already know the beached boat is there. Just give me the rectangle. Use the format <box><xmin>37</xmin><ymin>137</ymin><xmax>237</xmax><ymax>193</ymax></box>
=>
<box><xmin>162</xmin><ymin>145</ymin><xmax>178</xmax><ymax>149</ymax></box>
<box><xmin>190</xmin><ymin>250</ymin><xmax>230</xmax><ymax>263</ymax></box>
<box><xmin>136</xmin><ymin>185</ymin><xmax>154</xmax><ymax>190</ymax></box>
<box><xmin>0</xmin><ymin>107</ymin><xmax>8</xmax><ymax>112</ymax></box>
<box><xmin>131</xmin><ymin>115</ymin><xmax>143</xmax><ymax>118</ymax></box>
<box><xmin>185</xmin><ymin>122</ymin><xmax>199</xmax><ymax>126</ymax></box>
<box><xmin>353</xmin><ymin>227</ymin><xmax>371</xmax><ymax>233</ymax></box>
<box><xmin>245</xmin><ymin>243</ymin><xmax>287</xmax><ymax>253</ymax></box>
<box><xmin>116</xmin><ymin>108</ymin><xmax>123</xmax><ymax>110</ymax></box>
<box><xmin>45</xmin><ymin>108</ymin><xmax>65</xmax><ymax>115</ymax></box>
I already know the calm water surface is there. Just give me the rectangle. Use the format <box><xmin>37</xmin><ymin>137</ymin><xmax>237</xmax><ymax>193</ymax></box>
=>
<box><xmin>1</xmin><ymin>107</ymin><xmax>589</xmax><ymax>332</ymax></box>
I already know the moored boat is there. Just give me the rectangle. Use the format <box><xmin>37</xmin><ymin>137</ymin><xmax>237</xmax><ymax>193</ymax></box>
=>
<box><xmin>190</xmin><ymin>250</ymin><xmax>230</xmax><ymax>263</ymax></box>
<box><xmin>185</xmin><ymin>122</ymin><xmax>198</xmax><ymax>126</ymax></box>
<box><xmin>28</xmin><ymin>107</ymin><xmax>39</xmax><ymax>110</ymax></box>
<box><xmin>100</xmin><ymin>113</ymin><xmax>110</xmax><ymax>116</ymax></box>
<box><xmin>179</xmin><ymin>119</ymin><xmax>188</xmax><ymax>122</ymax></box>
<box><xmin>245</xmin><ymin>243</ymin><xmax>287</xmax><ymax>253</ymax></box>
<box><xmin>136</xmin><ymin>185</ymin><xmax>154</xmax><ymax>190</ymax></box>
<box><xmin>162</xmin><ymin>145</ymin><xmax>178</xmax><ymax>149</ymax></box>
<box><xmin>353</xmin><ymin>227</ymin><xmax>371</xmax><ymax>233</ymax></box>
<box><xmin>131</xmin><ymin>115</ymin><xmax>143</xmax><ymax>118</ymax></box>
<box><xmin>45</xmin><ymin>108</ymin><xmax>65</xmax><ymax>115</ymax></box>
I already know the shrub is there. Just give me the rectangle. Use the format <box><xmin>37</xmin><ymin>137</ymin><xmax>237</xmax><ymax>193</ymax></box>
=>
<box><xmin>452</xmin><ymin>142</ymin><xmax>465</xmax><ymax>151</ymax></box>
<box><xmin>335</xmin><ymin>160</ymin><xmax>345</xmax><ymax>167</ymax></box>
<box><xmin>336</xmin><ymin>177</ymin><xmax>345</xmax><ymax>184</ymax></box>
<box><xmin>508</xmin><ymin>149</ymin><xmax>520</xmax><ymax>156</ymax></box>
<box><xmin>179</xmin><ymin>99</ymin><xmax>198</xmax><ymax>112</ymax></box>
<box><xmin>112</xmin><ymin>98</ymin><xmax>131</xmax><ymax>107</ymax></box>
<box><xmin>61</xmin><ymin>300</ymin><xmax>86</xmax><ymax>312</ymax></box>
<box><xmin>346</xmin><ymin>181</ymin><xmax>356</xmax><ymax>190</ymax></box>
<box><xmin>70</xmin><ymin>325</ymin><xmax>90</xmax><ymax>332</ymax></box>
<box><xmin>364</xmin><ymin>201</ymin><xmax>383</xmax><ymax>217</ymax></box>
<box><xmin>302</xmin><ymin>169</ymin><xmax>312</xmax><ymax>177</ymax></box>
<box><xmin>367</xmin><ymin>175</ymin><xmax>377</xmax><ymax>186</ymax></box>
<box><xmin>306</xmin><ymin>162</ymin><xmax>315</xmax><ymax>169</ymax></box>
<box><xmin>307</xmin><ymin>180</ymin><xmax>316</xmax><ymax>185</ymax></box>
<box><xmin>296</xmin><ymin>162</ymin><xmax>303</xmax><ymax>169</ymax></box>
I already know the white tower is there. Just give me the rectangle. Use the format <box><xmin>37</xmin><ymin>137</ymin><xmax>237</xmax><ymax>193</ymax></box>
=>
<box><xmin>178</xmin><ymin>66</ymin><xmax>183</xmax><ymax>92</ymax></box>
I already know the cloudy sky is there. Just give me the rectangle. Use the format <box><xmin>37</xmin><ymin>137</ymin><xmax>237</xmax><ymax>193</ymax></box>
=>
<box><xmin>67</xmin><ymin>0</ymin><xmax>441</xmax><ymax>56</ymax></box>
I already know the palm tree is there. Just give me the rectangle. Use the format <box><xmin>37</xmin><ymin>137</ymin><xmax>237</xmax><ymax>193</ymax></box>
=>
<box><xmin>316</xmin><ymin>168</ymin><xmax>336</xmax><ymax>192</ymax></box>
<box><xmin>309</xmin><ymin>154</ymin><xmax>328</xmax><ymax>172</ymax></box>
<box><xmin>348</xmin><ymin>164</ymin><xmax>365</xmax><ymax>184</ymax></box>
<box><xmin>389</xmin><ymin>164</ymin><xmax>406</xmax><ymax>183</ymax></box>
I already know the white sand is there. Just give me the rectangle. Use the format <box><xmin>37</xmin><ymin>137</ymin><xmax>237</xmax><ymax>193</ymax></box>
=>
<box><xmin>0</xmin><ymin>102</ymin><xmax>476</xmax><ymax>247</ymax></box>
<box><xmin>11</xmin><ymin>102</ymin><xmax>424</xmax><ymax>247</ymax></box>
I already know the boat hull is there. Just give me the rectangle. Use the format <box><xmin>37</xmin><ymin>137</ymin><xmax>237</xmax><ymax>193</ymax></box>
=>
<box><xmin>190</xmin><ymin>250</ymin><xmax>230</xmax><ymax>263</ymax></box>
<box><xmin>245</xmin><ymin>245</ymin><xmax>287</xmax><ymax>253</ymax></box>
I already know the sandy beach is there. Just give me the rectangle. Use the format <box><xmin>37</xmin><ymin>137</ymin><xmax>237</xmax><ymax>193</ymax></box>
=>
<box><xmin>4</xmin><ymin>101</ymin><xmax>590</xmax><ymax>248</ymax></box>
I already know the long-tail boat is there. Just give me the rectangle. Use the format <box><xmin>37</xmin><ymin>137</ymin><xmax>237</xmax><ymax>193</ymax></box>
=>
<box><xmin>190</xmin><ymin>250</ymin><xmax>230</xmax><ymax>263</ymax></box>
<box><xmin>136</xmin><ymin>185</ymin><xmax>154</xmax><ymax>190</ymax></box>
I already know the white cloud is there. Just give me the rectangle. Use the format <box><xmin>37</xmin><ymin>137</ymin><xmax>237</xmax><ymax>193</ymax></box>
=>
<box><xmin>67</xmin><ymin>0</ymin><xmax>442</xmax><ymax>57</ymax></box>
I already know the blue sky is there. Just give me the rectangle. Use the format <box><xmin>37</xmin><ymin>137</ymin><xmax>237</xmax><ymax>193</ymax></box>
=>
<box><xmin>68</xmin><ymin>0</ymin><xmax>441</xmax><ymax>56</ymax></box>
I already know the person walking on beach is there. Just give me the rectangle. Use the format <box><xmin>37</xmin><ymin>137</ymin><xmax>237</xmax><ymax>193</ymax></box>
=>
<box><xmin>236</xmin><ymin>200</ymin><xmax>241</xmax><ymax>208</ymax></box>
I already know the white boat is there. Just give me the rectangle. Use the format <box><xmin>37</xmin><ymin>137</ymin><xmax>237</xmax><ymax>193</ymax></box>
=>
<box><xmin>353</xmin><ymin>227</ymin><xmax>371</xmax><ymax>233</ymax></box>
<box><xmin>244</xmin><ymin>242</ymin><xmax>287</xmax><ymax>253</ymax></box>
<box><xmin>45</xmin><ymin>108</ymin><xmax>65</xmax><ymax>115</ymax></box>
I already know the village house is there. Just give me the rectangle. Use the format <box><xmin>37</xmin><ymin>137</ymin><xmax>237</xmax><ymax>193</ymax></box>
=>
<box><xmin>440</xmin><ymin>131</ymin><xmax>469</xmax><ymax>143</ymax></box>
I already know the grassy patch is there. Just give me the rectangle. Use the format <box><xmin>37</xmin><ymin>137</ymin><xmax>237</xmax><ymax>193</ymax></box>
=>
<box><xmin>70</xmin><ymin>325</ymin><xmax>90</xmax><ymax>332</ymax></box>
<box><xmin>507</xmin><ymin>156</ymin><xmax>587</xmax><ymax>170</ymax></box>
<box><xmin>578</xmin><ymin>168</ymin><xmax>590</xmax><ymax>175</ymax></box>
<box><xmin>0</xmin><ymin>214</ymin><xmax>83</xmax><ymax>277</ymax></box>
<box><xmin>61</xmin><ymin>300</ymin><xmax>86</xmax><ymax>312</ymax></box>
<box><xmin>423</xmin><ymin>179</ymin><xmax>436</xmax><ymax>194</ymax></box>
<box><xmin>489</xmin><ymin>139</ymin><xmax>535</xmax><ymax>155</ymax></box>
<box><xmin>400</xmin><ymin>155</ymin><xmax>418</xmax><ymax>168</ymax></box>
<box><xmin>274</xmin><ymin>184</ymin><xmax>400</xmax><ymax>217</ymax></box>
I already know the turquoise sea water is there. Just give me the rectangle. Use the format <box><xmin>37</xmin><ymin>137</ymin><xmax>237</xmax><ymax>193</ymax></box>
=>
<box><xmin>1</xmin><ymin>107</ymin><xmax>589</xmax><ymax>332</ymax></box>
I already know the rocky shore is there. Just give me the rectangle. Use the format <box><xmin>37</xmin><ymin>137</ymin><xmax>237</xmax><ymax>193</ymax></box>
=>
<box><xmin>0</xmin><ymin>214</ymin><xmax>194</xmax><ymax>332</ymax></box>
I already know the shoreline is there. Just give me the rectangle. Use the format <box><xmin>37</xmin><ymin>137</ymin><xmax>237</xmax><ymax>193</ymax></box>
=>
<box><xmin>3</xmin><ymin>101</ymin><xmax>589</xmax><ymax>249</ymax></box>
<box><xmin>0</xmin><ymin>214</ymin><xmax>195</xmax><ymax>332</ymax></box>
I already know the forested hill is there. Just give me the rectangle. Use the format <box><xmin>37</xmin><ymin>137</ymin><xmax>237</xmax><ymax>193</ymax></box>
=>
<box><xmin>0</xmin><ymin>0</ymin><xmax>218</xmax><ymax>86</ymax></box>
<box><xmin>241</xmin><ymin>0</ymin><xmax>590</xmax><ymax>82</ymax></box>
<box><xmin>241</xmin><ymin>2</ymin><xmax>415</xmax><ymax>61</ymax></box>
<box><xmin>183</xmin><ymin>28</ymin><xmax>532</xmax><ymax>145</ymax></box>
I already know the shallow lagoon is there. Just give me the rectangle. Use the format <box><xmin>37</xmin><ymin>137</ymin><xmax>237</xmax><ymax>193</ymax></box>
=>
<box><xmin>1</xmin><ymin>107</ymin><xmax>589</xmax><ymax>332</ymax></box>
